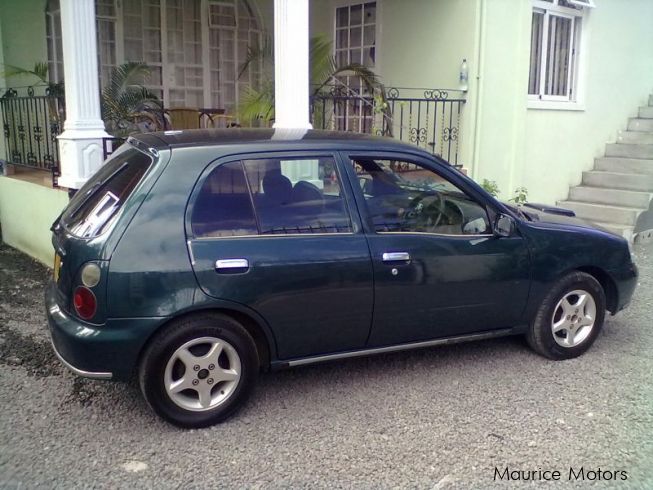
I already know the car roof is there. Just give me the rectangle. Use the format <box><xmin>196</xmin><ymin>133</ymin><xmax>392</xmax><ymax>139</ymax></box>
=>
<box><xmin>130</xmin><ymin>128</ymin><xmax>431</xmax><ymax>155</ymax></box>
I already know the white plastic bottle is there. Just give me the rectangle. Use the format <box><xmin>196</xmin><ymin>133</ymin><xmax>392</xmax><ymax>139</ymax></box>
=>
<box><xmin>459</xmin><ymin>58</ymin><xmax>469</xmax><ymax>92</ymax></box>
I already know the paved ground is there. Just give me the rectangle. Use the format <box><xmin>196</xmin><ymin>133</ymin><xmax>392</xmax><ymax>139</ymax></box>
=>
<box><xmin>0</xmin><ymin>241</ymin><xmax>651</xmax><ymax>489</ymax></box>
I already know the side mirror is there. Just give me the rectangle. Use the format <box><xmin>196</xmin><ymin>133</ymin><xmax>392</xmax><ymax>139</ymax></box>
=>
<box><xmin>494</xmin><ymin>214</ymin><xmax>515</xmax><ymax>237</ymax></box>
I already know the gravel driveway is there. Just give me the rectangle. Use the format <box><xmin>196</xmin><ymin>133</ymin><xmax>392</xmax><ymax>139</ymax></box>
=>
<box><xmin>0</xmin><ymin>241</ymin><xmax>651</xmax><ymax>489</ymax></box>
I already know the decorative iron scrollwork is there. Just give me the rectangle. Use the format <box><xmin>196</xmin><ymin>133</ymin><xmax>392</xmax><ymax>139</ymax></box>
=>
<box><xmin>27</xmin><ymin>87</ymin><xmax>35</xmax><ymax>97</ymax></box>
<box><xmin>443</xmin><ymin>127</ymin><xmax>458</xmax><ymax>141</ymax></box>
<box><xmin>424</xmin><ymin>89</ymin><xmax>449</xmax><ymax>100</ymax></box>
<box><xmin>409</xmin><ymin>127</ymin><xmax>427</xmax><ymax>144</ymax></box>
<box><xmin>50</xmin><ymin>122</ymin><xmax>60</xmax><ymax>141</ymax></box>
<box><xmin>385</xmin><ymin>87</ymin><xmax>400</xmax><ymax>99</ymax></box>
<box><xmin>1</xmin><ymin>88</ymin><xmax>17</xmax><ymax>98</ymax></box>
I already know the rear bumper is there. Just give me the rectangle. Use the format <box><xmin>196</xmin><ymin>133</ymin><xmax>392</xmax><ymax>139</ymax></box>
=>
<box><xmin>45</xmin><ymin>281</ymin><xmax>162</xmax><ymax>381</ymax></box>
<box><xmin>50</xmin><ymin>332</ymin><xmax>113</xmax><ymax>379</ymax></box>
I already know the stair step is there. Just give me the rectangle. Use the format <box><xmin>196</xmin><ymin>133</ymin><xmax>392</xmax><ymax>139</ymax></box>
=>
<box><xmin>582</xmin><ymin>170</ymin><xmax>653</xmax><ymax>192</ymax></box>
<box><xmin>595</xmin><ymin>157</ymin><xmax>653</xmax><ymax>174</ymax></box>
<box><xmin>627</xmin><ymin>118</ymin><xmax>653</xmax><ymax>132</ymax></box>
<box><xmin>591</xmin><ymin>221</ymin><xmax>635</xmax><ymax>241</ymax></box>
<box><xmin>639</xmin><ymin>106</ymin><xmax>653</xmax><ymax>118</ymax></box>
<box><xmin>605</xmin><ymin>143</ymin><xmax>653</xmax><ymax>159</ymax></box>
<box><xmin>617</xmin><ymin>131</ymin><xmax>653</xmax><ymax>144</ymax></box>
<box><xmin>569</xmin><ymin>186</ymin><xmax>653</xmax><ymax>208</ymax></box>
<box><xmin>557</xmin><ymin>201</ymin><xmax>641</xmax><ymax>225</ymax></box>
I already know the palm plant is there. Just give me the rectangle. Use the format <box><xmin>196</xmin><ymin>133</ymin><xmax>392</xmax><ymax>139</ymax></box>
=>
<box><xmin>0</xmin><ymin>62</ymin><xmax>64</xmax><ymax>96</ymax></box>
<box><xmin>236</xmin><ymin>34</ymin><xmax>387</xmax><ymax>128</ymax></box>
<box><xmin>1</xmin><ymin>61</ymin><xmax>65</xmax><ymax>117</ymax></box>
<box><xmin>101</xmin><ymin>62</ymin><xmax>163</xmax><ymax>137</ymax></box>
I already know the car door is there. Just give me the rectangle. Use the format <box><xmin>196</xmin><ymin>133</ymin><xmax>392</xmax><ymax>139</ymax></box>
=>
<box><xmin>340</xmin><ymin>151</ymin><xmax>531</xmax><ymax>347</ymax></box>
<box><xmin>187</xmin><ymin>151</ymin><xmax>374</xmax><ymax>360</ymax></box>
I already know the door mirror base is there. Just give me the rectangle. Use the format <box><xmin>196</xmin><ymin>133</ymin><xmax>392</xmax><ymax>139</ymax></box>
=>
<box><xmin>494</xmin><ymin>214</ymin><xmax>515</xmax><ymax>237</ymax></box>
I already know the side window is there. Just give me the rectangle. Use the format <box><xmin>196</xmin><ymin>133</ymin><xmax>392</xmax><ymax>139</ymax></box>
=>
<box><xmin>242</xmin><ymin>156</ymin><xmax>352</xmax><ymax>235</ymax></box>
<box><xmin>350</xmin><ymin>157</ymin><xmax>491</xmax><ymax>235</ymax></box>
<box><xmin>191</xmin><ymin>161</ymin><xmax>258</xmax><ymax>238</ymax></box>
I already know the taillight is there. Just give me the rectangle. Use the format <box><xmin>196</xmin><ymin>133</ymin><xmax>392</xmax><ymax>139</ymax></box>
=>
<box><xmin>73</xmin><ymin>286</ymin><xmax>97</xmax><ymax>320</ymax></box>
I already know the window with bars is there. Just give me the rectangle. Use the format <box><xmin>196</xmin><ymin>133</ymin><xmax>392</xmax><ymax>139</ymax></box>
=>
<box><xmin>45</xmin><ymin>0</ymin><xmax>262</xmax><ymax>112</ymax></box>
<box><xmin>528</xmin><ymin>0</ymin><xmax>593</xmax><ymax>103</ymax></box>
<box><xmin>333</xmin><ymin>2</ymin><xmax>377</xmax><ymax>132</ymax></box>
<box><xmin>45</xmin><ymin>0</ymin><xmax>63</xmax><ymax>84</ymax></box>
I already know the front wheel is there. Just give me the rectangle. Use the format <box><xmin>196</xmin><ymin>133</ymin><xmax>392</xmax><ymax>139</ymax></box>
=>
<box><xmin>139</xmin><ymin>313</ymin><xmax>259</xmax><ymax>428</ymax></box>
<box><xmin>526</xmin><ymin>272</ymin><xmax>606</xmax><ymax>360</ymax></box>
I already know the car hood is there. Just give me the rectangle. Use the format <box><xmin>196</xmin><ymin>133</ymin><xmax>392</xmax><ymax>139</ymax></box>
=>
<box><xmin>503</xmin><ymin>202</ymin><xmax>620</xmax><ymax>236</ymax></box>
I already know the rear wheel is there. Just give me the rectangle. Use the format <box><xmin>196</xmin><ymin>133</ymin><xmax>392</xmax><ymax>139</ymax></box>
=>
<box><xmin>526</xmin><ymin>272</ymin><xmax>606</xmax><ymax>360</ymax></box>
<box><xmin>139</xmin><ymin>313</ymin><xmax>258</xmax><ymax>428</ymax></box>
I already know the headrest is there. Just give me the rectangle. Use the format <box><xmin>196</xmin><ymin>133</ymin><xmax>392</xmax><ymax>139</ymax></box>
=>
<box><xmin>292</xmin><ymin>181</ymin><xmax>323</xmax><ymax>203</ymax></box>
<box><xmin>262</xmin><ymin>170</ymin><xmax>292</xmax><ymax>204</ymax></box>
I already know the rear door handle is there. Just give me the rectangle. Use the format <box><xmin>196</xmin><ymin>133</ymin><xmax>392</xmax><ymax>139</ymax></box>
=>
<box><xmin>215</xmin><ymin>258</ymin><xmax>250</xmax><ymax>271</ymax></box>
<box><xmin>382</xmin><ymin>252</ymin><xmax>411</xmax><ymax>263</ymax></box>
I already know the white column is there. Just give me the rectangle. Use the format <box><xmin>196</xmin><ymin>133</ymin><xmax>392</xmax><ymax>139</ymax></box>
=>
<box><xmin>273</xmin><ymin>0</ymin><xmax>312</xmax><ymax>129</ymax></box>
<box><xmin>57</xmin><ymin>0</ymin><xmax>110</xmax><ymax>190</ymax></box>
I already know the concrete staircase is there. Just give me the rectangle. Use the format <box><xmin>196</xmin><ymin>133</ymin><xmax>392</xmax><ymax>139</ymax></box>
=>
<box><xmin>558</xmin><ymin>94</ymin><xmax>653</xmax><ymax>242</ymax></box>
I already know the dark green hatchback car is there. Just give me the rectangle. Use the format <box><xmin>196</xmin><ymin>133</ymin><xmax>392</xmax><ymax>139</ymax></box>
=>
<box><xmin>46</xmin><ymin>129</ymin><xmax>638</xmax><ymax>427</ymax></box>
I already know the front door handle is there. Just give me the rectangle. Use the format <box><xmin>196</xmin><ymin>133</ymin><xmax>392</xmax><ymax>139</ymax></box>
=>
<box><xmin>215</xmin><ymin>258</ymin><xmax>249</xmax><ymax>271</ymax></box>
<box><xmin>382</xmin><ymin>252</ymin><xmax>410</xmax><ymax>263</ymax></box>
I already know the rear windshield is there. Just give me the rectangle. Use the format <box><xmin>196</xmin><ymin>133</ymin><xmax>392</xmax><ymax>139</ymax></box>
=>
<box><xmin>61</xmin><ymin>145</ymin><xmax>153</xmax><ymax>238</ymax></box>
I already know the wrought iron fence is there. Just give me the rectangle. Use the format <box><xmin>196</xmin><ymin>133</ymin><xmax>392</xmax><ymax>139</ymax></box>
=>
<box><xmin>102</xmin><ymin>137</ymin><xmax>126</xmax><ymax>161</ymax></box>
<box><xmin>0</xmin><ymin>86</ymin><xmax>63</xmax><ymax>185</ymax></box>
<box><xmin>1</xmin><ymin>85</ymin><xmax>466</xmax><ymax>189</ymax></box>
<box><xmin>310</xmin><ymin>87</ymin><xmax>466</xmax><ymax>166</ymax></box>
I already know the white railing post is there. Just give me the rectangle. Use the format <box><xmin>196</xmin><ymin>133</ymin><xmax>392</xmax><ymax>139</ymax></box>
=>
<box><xmin>273</xmin><ymin>0</ymin><xmax>312</xmax><ymax>130</ymax></box>
<box><xmin>57</xmin><ymin>0</ymin><xmax>110</xmax><ymax>190</ymax></box>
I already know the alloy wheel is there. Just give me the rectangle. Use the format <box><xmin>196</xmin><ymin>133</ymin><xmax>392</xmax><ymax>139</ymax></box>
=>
<box><xmin>164</xmin><ymin>336</ymin><xmax>241</xmax><ymax>411</ymax></box>
<box><xmin>551</xmin><ymin>289</ymin><xmax>597</xmax><ymax>348</ymax></box>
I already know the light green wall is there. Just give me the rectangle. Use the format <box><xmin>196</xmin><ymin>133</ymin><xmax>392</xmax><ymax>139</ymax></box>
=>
<box><xmin>309</xmin><ymin>0</ymin><xmax>653</xmax><ymax>204</ymax></box>
<box><xmin>377</xmin><ymin>0</ymin><xmax>477</xmax><ymax>90</ymax></box>
<box><xmin>471</xmin><ymin>0</ymin><xmax>531</xmax><ymax>198</ymax></box>
<box><xmin>473</xmin><ymin>0</ymin><xmax>653</xmax><ymax>203</ymax></box>
<box><xmin>521</xmin><ymin>0</ymin><xmax>653</xmax><ymax>204</ymax></box>
<box><xmin>0</xmin><ymin>0</ymin><xmax>48</xmax><ymax>87</ymax></box>
<box><xmin>309</xmin><ymin>0</ymin><xmax>480</xmax><ymax>166</ymax></box>
<box><xmin>0</xmin><ymin>177</ymin><xmax>68</xmax><ymax>265</ymax></box>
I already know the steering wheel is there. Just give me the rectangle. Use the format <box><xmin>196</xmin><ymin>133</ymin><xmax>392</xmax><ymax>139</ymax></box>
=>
<box><xmin>405</xmin><ymin>192</ymin><xmax>447</xmax><ymax>231</ymax></box>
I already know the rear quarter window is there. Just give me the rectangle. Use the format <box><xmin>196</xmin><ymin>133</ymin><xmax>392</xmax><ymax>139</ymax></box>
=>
<box><xmin>61</xmin><ymin>145</ymin><xmax>153</xmax><ymax>238</ymax></box>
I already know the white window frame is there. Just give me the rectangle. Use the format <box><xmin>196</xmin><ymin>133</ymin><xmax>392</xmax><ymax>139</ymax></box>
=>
<box><xmin>46</xmin><ymin>2</ymin><xmax>63</xmax><ymax>84</ymax></box>
<box><xmin>528</xmin><ymin>0</ymin><xmax>592</xmax><ymax>111</ymax></box>
<box><xmin>46</xmin><ymin>0</ymin><xmax>262</xmax><ymax>112</ymax></box>
<box><xmin>331</xmin><ymin>0</ymin><xmax>380</xmax><ymax>133</ymax></box>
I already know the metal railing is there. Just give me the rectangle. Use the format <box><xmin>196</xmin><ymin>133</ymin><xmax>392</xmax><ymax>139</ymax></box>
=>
<box><xmin>310</xmin><ymin>86</ymin><xmax>466</xmax><ymax>166</ymax></box>
<box><xmin>0</xmin><ymin>86</ymin><xmax>63</xmax><ymax>185</ymax></box>
<box><xmin>102</xmin><ymin>137</ymin><xmax>126</xmax><ymax>161</ymax></box>
<box><xmin>1</xmin><ymin>85</ymin><xmax>466</xmax><ymax>188</ymax></box>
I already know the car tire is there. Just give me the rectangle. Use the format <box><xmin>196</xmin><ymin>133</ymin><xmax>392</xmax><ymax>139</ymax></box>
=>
<box><xmin>526</xmin><ymin>271</ymin><xmax>606</xmax><ymax>360</ymax></box>
<box><xmin>139</xmin><ymin>312</ymin><xmax>259</xmax><ymax>428</ymax></box>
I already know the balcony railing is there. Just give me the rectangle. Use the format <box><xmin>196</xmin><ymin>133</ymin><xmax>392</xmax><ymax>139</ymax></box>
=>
<box><xmin>0</xmin><ymin>85</ymin><xmax>466</xmax><ymax>187</ymax></box>
<box><xmin>310</xmin><ymin>86</ymin><xmax>466</xmax><ymax>166</ymax></box>
<box><xmin>0</xmin><ymin>86</ymin><xmax>63</xmax><ymax>186</ymax></box>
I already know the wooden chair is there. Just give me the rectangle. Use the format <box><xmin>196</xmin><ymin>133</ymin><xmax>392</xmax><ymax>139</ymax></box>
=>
<box><xmin>167</xmin><ymin>108</ymin><xmax>201</xmax><ymax>130</ymax></box>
